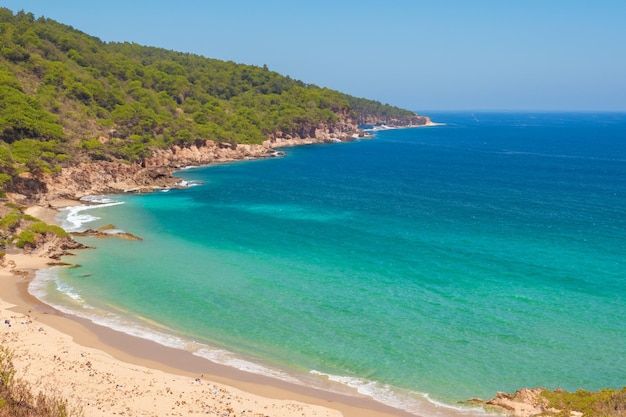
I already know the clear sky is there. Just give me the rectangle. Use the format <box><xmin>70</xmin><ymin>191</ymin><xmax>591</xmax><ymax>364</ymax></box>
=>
<box><xmin>2</xmin><ymin>0</ymin><xmax>625</xmax><ymax>112</ymax></box>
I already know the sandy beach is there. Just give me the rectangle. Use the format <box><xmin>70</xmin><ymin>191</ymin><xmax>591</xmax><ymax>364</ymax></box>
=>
<box><xmin>0</xmin><ymin>211</ymin><xmax>421</xmax><ymax>417</ymax></box>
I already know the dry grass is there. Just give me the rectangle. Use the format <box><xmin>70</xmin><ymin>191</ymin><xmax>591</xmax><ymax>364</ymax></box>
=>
<box><xmin>0</xmin><ymin>346</ymin><xmax>82</xmax><ymax>417</ymax></box>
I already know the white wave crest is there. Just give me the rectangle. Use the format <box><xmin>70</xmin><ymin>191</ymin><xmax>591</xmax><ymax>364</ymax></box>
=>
<box><xmin>54</xmin><ymin>280</ymin><xmax>86</xmax><ymax>304</ymax></box>
<box><xmin>31</xmin><ymin>269</ymin><xmax>488</xmax><ymax>417</ymax></box>
<box><xmin>79</xmin><ymin>195</ymin><xmax>118</xmax><ymax>204</ymax></box>
<box><xmin>176</xmin><ymin>179</ymin><xmax>202</xmax><ymax>188</ymax></box>
<box><xmin>30</xmin><ymin>271</ymin><xmax>304</xmax><ymax>386</ymax></box>
<box><xmin>58</xmin><ymin>198</ymin><xmax>124</xmax><ymax>232</ymax></box>
<box><xmin>194</xmin><ymin>348</ymin><xmax>301</xmax><ymax>384</ymax></box>
<box><xmin>30</xmin><ymin>270</ymin><xmax>485</xmax><ymax>417</ymax></box>
<box><xmin>29</xmin><ymin>269</ymin><xmax>188</xmax><ymax>350</ymax></box>
<box><xmin>309</xmin><ymin>370</ymin><xmax>486</xmax><ymax>417</ymax></box>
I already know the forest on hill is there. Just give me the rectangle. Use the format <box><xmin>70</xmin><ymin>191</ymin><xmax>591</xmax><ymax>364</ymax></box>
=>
<box><xmin>0</xmin><ymin>8</ymin><xmax>423</xmax><ymax>196</ymax></box>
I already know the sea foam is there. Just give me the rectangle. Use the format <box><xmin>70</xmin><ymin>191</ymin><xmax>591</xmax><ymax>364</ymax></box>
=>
<box><xmin>30</xmin><ymin>267</ymin><xmax>487</xmax><ymax>417</ymax></box>
<box><xmin>29</xmin><ymin>268</ymin><xmax>89</xmax><ymax>308</ymax></box>
<box><xmin>59</xmin><ymin>196</ymin><xmax>124</xmax><ymax>232</ymax></box>
<box><xmin>30</xmin><ymin>268</ymin><xmax>189</xmax><ymax>351</ymax></box>
<box><xmin>194</xmin><ymin>348</ymin><xmax>302</xmax><ymax>384</ymax></box>
<box><xmin>309</xmin><ymin>370</ymin><xmax>484</xmax><ymax>417</ymax></box>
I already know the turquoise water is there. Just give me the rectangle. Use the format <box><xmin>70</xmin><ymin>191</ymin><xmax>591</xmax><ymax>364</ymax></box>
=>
<box><xmin>33</xmin><ymin>112</ymin><xmax>626</xmax><ymax>414</ymax></box>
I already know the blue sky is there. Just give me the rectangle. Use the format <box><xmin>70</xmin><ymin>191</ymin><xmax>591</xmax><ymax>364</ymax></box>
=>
<box><xmin>2</xmin><ymin>0</ymin><xmax>625</xmax><ymax>111</ymax></box>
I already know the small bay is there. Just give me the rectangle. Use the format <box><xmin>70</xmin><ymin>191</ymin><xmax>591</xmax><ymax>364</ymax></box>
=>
<box><xmin>33</xmin><ymin>112</ymin><xmax>626</xmax><ymax>413</ymax></box>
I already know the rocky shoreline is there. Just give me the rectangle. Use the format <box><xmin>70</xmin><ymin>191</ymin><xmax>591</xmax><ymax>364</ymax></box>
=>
<box><xmin>2</xmin><ymin>118</ymin><xmax>433</xmax><ymax>267</ymax></box>
<box><xmin>467</xmin><ymin>388</ymin><xmax>560</xmax><ymax>417</ymax></box>
<box><xmin>2</xmin><ymin>115</ymin><xmax>625</xmax><ymax>417</ymax></box>
<box><xmin>8</xmin><ymin>116</ymin><xmax>433</xmax><ymax>206</ymax></box>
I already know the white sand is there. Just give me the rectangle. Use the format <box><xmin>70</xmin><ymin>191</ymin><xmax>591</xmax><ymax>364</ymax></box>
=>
<box><xmin>0</xmin><ymin>250</ymin><xmax>413</xmax><ymax>417</ymax></box>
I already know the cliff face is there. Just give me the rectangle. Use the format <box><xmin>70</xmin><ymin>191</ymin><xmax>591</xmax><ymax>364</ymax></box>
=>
<box><xmin>30</xmin><ymin>122</ymin><xmax>360</xmax><ymax>204</ymax></box>
<box><xmin>38</xmin><ymin>161</ymin><xmax>178</xmax><ymax>203</ymax></box>
<box><xmin>267</xmin><ymin>118</ymin><xmax>359</xmax><ymax>142</ymax></box>
<box><xmin>358</xmin><ymin>114</ymin><xmax>432</xmax><ymax>127</ymax></box>
<box><xmin>16</xmin><ymin>114</ymin><xmax>428</xmax><ymax>205</ymax></box>
<box><xmin>144</xmin><ymin>141</ymin><xmax>273</xmax><ymax>169</ymax></box>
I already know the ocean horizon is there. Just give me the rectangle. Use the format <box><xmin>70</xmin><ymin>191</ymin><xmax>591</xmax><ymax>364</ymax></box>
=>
<box><xmin>31</xmin><ymin>112</ymin><xmax>626</xmax><ymax>415</ymax></box>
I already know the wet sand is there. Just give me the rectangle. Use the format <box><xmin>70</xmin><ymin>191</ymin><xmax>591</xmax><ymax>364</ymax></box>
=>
<box><xmin>1</xmin><ymin>251</ymin><xmax>423</xmax><ymax>417</ymax></box>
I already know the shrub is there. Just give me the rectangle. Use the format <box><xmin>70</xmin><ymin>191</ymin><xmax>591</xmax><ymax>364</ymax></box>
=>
<box><xmin>0</xmin><ymin>346</ymin><xmax>15</xmax><ymax>388</ymax></box>
<box><xmin>0</xmin><ymin>213</ymin><xmax>21</xmax><ymax>230</ymax></box>
<box><xmin>0</xmin><ymin>345</ymin><xmax>81</xmax><ymax>417</ymax></box>
<box><xmin>540</xmin><ymin>387</ymin><xmax>626</xmax><ymax>417</ymax></box>
<box><xmin>28</xmin><ymin>222</ymin><xmax>69</xmax><ymax>238</ymax></box>
<box><xmin>15</xmin><ymin>230</ymin><xmax>36</xmax><ymax>248</ymax></box>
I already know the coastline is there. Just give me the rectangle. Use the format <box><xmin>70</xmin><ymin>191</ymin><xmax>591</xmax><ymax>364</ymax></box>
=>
<box><xmin>362</xmin><ymin>120</ymin><xmax>443</xmax><ymax>132</ymax></box>
<box><xmin>1</xmin><ymin>247</ymin><xmax>426</xmax><ymax>417</ymax></box>
<box><xmin>0</xmin><ymin>113</ymin><xmax>620</xmax><ymax>415</ymax></box>
<box><xmin>1</xmin><ymin>120</ymin><xmax>492</xmax><ymax>417</ymax></box>
<box><xmin>4</xmin><ymin>195</ymin><xmax>614</xmax><ymax>417</ymax></box>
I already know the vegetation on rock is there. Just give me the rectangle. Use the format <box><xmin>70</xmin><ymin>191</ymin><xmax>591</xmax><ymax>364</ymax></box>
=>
<box><xmin>0</xmin><ymin>8</ymin><xmax>424</xmax><ymax>197</ymax></box>
<box><xmin>481</xmin><ymin>387</ymin><xmax>626</xmax><ymax>417</ymax></box>
<box><xmin>539</xmin><ymin>387</ymin><xmax>626</xmax><ymax>417</ymax></box>
<box><xmin>0</xmin><ymin>203</ymin><xmax>68</xmax><ymax>251</ymax></box>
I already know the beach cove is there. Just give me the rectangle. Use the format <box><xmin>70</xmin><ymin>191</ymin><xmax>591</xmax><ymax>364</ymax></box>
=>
<box><xmin>1</xmin><ymin>256</ymin><xmax>430</xmax><ymax>417</ymax></box>
<box><xmin>2</xmin><ymin>207</ymin><xmax>451</xmax><ymax>417</ymax></box>
<box><xmin>2</xmin><ymin>112</ymin><xmax>626</xmax><ymax>416</ymax></box>
<box><xmin>1</xmin><ymin>138</ymin><xmax>446</xmax><ymax>416</ymax></box>
<box><xmin>1</xmin><ymin>122</ymin><xmax>463</xmax><ymax>417</ymax></box>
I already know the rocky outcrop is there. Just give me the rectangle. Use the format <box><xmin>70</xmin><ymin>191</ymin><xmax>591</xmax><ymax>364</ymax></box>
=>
<box><xmin>7</xmin><ymin>172</ymin><xmax>48</xmax><ymax>197</ymax></box>
<box><xmin>485</xmin><ymin>389</ymin><xmax>549</xmax><ymax>416</ymax></box>
<box><xmin>358</xmin><ymin>114</ymin><xmax>432</xmax><ymax>127</ymax></box>
<box><xmin>34</xmin><ymin>161</ymin><xmax>180</xmax><ymax>204</ymax></box>
<box><xmin>266</xmin><ymin>119</ymin><xmax>360</xmax><ymax>144</ymax></box>
<box><xmin>25</xmin><ymin>232</ymin><xmax>88</xmax><ymax>260</ymax></box>
<box><xmin>0</xmin><ymin>203</ymin><xmax>87</xmax><ymax>260</ymax></box>
<box><xmin>145</xmin><ymin>118</ymin><xmax>365</xmax><ymax>169</ymax></box>
<box><xmin>143</xmin><ymin>140</ymin><xmax>274</xmax><ymax>168</ymax></box>
<box><xmin>71</xmin><ymin>224</ymin><xmax>142</xmax><ymax>241</ymax></box>
<box><xmin>468</xmin><ymin>388</ymin><xmax>567</xmax><ymax>417</ymax></box>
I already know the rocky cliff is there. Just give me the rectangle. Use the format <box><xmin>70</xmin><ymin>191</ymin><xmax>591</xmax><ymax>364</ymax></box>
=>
<box><xmin>16</xmin><ymin>121</ymin><xmax>367</xmax><ymax>205</ymax></box>
<box><xmin>266</xmin><ymin>118</ymin><xmax>360</xmax><ymax>142</ymax></box>
<box><xmin>357</xmin><ymin>114</ymin><xmax>432</xmax><ymax>127</ymax></box>
<box><xmin>7</xmin><ymin>113</ymin><xmax>433</xmax><ymax>206</ymax></box>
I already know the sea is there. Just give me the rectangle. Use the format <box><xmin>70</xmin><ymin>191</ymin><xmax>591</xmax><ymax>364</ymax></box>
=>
<box><xmin>31</xmin><ymin>112</ymin><xmax>626</xmax><ymax>415</ymax></box>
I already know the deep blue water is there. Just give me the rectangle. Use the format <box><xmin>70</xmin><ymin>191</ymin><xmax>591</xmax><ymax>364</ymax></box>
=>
<box><xmin>33</xmin><ymin>112</ymin><xmax>626</xmax><ymax>414</ymax></box>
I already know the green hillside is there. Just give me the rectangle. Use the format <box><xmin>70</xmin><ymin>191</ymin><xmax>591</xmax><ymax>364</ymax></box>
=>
<box><xmin>0</xmin><ymin>8</ymin><xmax>421</xmax><ymax>196</ymax></box>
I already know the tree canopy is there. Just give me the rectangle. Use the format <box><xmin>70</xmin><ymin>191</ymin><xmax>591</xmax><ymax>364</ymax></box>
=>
<box><xmin>0</xmin><ymin>8</ymin><xmax>420</xmax><ymax>189</ymax></box>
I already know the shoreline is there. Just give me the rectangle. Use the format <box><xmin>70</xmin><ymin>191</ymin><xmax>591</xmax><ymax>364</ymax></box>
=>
<box><xmin>1</xmin><ymin>250</ymin><xmax>429</xmax><ymax>417</ymax></box>
<box><xmin>0</xmin><ymin>121</ymin><xmax>493</xmax><ymax>417</ymax></box>
<box><xmin>362</xmin><ymin>121</ymin><xmax>444</xmax><ymax>132</ymax></box>
<box><xmin>3</xmin><ymin>164</ymin><xmax>486</xmax><ymax>416</ymax></box>
<box><xmin>0</xmin><ymin>113</ymin><xmax>620</xmax><ymax>415</ymax></box>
